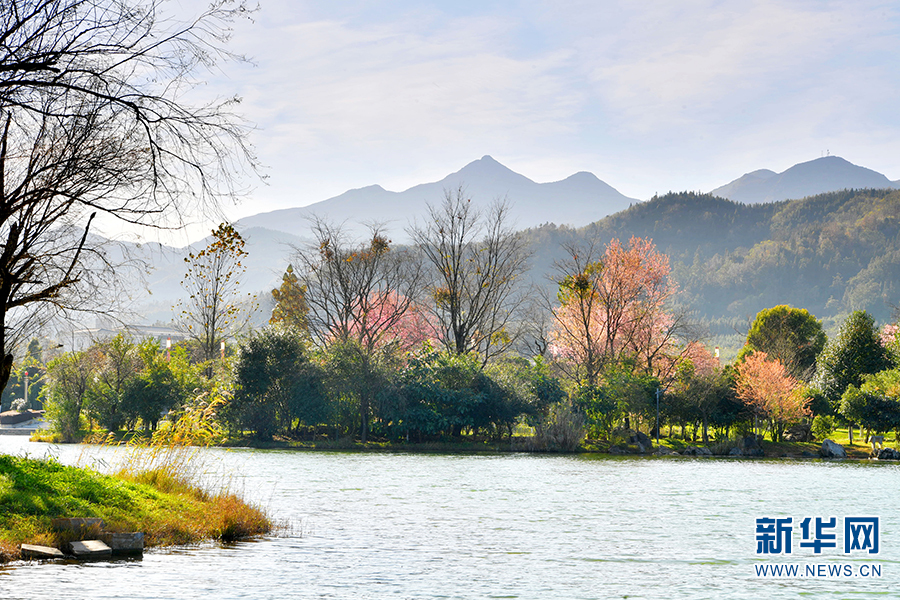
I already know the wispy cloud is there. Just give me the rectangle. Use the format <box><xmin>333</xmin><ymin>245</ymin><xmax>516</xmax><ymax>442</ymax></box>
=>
<box><xmin>157</xmin><ymin>0</ymin><xmax>900</xmax><ymax>238</ymax></box>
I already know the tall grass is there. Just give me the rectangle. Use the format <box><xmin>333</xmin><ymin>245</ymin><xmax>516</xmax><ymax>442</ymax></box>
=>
<box><xmin>104</xmin><ymin>398</ymin><xmax>273</xmax><ymax>544</ymax></box>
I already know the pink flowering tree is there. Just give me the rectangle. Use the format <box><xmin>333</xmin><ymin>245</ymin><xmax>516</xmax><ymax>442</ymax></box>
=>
<box><xmin>735</xmin><ymin>351</ymin><xmax>809</xmax><ymax>441</ymax></box>
<box><xmin>551</xmin><ymin>236</ymin><xmax>685</xmax><ymax>385</ymax></box>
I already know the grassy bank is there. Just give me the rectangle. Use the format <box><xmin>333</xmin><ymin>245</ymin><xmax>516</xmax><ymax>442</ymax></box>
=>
<box><xmin>0</xmin><ymin>454</ymin><xmax>272</xmax><ymax>562</ymax></box>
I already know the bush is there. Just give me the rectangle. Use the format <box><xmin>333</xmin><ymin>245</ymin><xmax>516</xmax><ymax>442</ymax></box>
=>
<box><xmin>811</xmin><ymin>415</ymin><xmax>835</xmax><ymax>440</ymax></box>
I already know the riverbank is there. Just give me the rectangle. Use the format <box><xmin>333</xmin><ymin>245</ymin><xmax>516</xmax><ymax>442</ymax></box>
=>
<box><xmin>217</xmin><ymin>432</ymin><xmax>878</xmax><ymax>459</ymax></box>
<box><xmin>0</xmin><ymin>454</ymin><xmax>272</xmax><ymax>562</ymax></box>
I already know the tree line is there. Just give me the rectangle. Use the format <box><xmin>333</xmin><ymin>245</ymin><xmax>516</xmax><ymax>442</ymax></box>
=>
<box><xmin>31</xmin><ymin>187</ymin><xmax>900</xmax><ymax>450</ymax></box>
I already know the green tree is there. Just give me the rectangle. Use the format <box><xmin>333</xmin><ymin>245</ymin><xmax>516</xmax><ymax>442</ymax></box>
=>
<box><xmin>839</xmin><ymin>369</ymin><xmax>900</xmax><ymax>437</ymax></box>
<box><xmin>84</xmin><ymin>334</ymin><xmax>139</xmax><ymax>432</ymax></box>
<box><xmin>229</xmin><ymin>328</ymin><xmax>327</xmax><ymax>440</ymax></box>
<box><xmin>43</xmin><ymin>350</ymin><xmax>96</xmax><ymax>442</ymax></box>
<box><xmin>738</xmin><ymin>305</ymin><xmax>826</xmax><ymax>381</ymax></box>
<box><xmin>178</xmin><ymin>223</ymin><xmax>254</xmax><ymax>375</ymax></box>
<box><xmin>122</xmin><ymin>340</ymin><xmax>183</xmax><ymax>431</ymax></box>
<box><xmin>813</xmin><ymin>310</ymin><xmax>891</xmax><ymax>410</ymax></box>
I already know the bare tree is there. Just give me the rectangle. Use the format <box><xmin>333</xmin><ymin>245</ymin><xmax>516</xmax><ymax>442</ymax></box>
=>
<box><xmin>409</xmin><ymin>187</ymin><xmax>530</xmax><ymax>365</ymax></box>
<box><xmin>0</xmin><ymin>0</ymin><xmax>257</xmax><ymax>390</ymax></box>
<box><xmin>177</xmin><ymin>223</ymin><xmax>253</xmax><ymax>373</ymax></box>
<box><xmin>296</xmin><ymin>220</ymin><xmax>424</xmax><ymax>353</ymax></box>
<box><xmin>293</xmin><ymin>219</ymin><xmax>424</xmax><ymax>442</ymax></box>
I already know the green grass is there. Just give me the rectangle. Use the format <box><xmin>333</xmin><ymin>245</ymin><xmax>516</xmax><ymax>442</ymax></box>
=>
<box><xmin>0</xmin><ymin>453</ymin><xmax>272</xmax><ymax>562</ymax></box>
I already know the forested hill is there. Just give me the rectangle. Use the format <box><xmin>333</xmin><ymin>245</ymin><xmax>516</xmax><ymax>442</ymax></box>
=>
<box><xmin>523</xmin><ymin>188</ymin><xmax>900</xmax><ymax>333</ymax></box>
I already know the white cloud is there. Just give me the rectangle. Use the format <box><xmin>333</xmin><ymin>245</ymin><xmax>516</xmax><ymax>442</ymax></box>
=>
<box><xmin>151</xmin><ymin>0</ymin><xmax>900</xmax><ymax>241</ymax></box>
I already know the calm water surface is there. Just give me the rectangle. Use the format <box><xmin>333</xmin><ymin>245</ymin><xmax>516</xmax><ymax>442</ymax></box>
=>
<box><xmin>0</xmin><ymin>436</ymin><xmax>897</xmax><ymax>599</ymax></box>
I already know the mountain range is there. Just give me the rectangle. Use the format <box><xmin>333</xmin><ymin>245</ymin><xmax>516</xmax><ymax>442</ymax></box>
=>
<box><xmin>237</xmin><ymin>155</ymin><xmax>637</xmax><ymax>241</ymax></box>
<box><xmin>120</xmin><ymin>154</ymin><xmax>898</xmax><ymax>326</ymax></box>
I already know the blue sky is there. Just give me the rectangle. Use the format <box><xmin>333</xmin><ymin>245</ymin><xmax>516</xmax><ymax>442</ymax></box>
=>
<box><xmin>145</xmin><ymin>0</ymin><xmax>900</xmax><ymax>244</ymax></box>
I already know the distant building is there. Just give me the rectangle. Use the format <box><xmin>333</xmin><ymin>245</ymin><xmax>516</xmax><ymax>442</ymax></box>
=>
<box><xmin>67</xmin><ymin>322</ymin><xmax>188</xmax><ymax>351</ymax></box>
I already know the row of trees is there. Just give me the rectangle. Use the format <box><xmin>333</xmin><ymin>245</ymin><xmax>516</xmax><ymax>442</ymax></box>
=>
<box><xmin>33</xmin><ymin>182</ymin><xmax>900</xmax><ymax>448</ymax></box>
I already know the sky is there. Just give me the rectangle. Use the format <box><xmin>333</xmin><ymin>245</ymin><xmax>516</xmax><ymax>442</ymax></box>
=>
<box><xmin>137</xmin><ymin>0</ymin><xmax>900</xmax><ymax>245</ymax></box>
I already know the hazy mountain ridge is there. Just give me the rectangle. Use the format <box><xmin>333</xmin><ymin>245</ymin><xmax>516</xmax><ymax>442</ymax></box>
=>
<box><xmin>237</xmin><ymin>155</ymin><xmax>637</xmax><ymax>241</ymax></box>
<box><xmin>523</xmin><ymin>187</ymin><xmax>900</xmax><ymax>333</ymax></box>
<box><xmin>710</xmin><ymin>156</ymin><xmax>898</xmax><ymax>204</ymax></box>
<box><xmin>117</xmin><ymin>155</ymin><xmax>899</xmax><ymax>330</ymax></box>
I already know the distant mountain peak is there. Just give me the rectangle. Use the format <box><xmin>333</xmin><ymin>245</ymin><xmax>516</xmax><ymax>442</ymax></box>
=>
<box><xmin>237</xmin><ymin>156</ymin><xmax>635</xmax><ymax>238</ymax></box>
<box><xmin>711</xmin><ymin>156</ymin><xmax>896</xmax><ymax>204</ymax></box>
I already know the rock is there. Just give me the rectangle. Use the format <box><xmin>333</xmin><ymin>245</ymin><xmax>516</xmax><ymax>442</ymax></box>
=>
<box><xmin>627</xmin><ymin>431</ymin><xmax>654</xmax><ymax>453</ymax></box>
<box><xmin>874</xmin><ymin>447</ymin><xmax>900</xmax><ymax>460</ymax></box>
<box><xmin>20</xmin><ymin>544</ymin><xmax>64</xmax><ymax>559</ymax></box>
<box><xmin>728</xmin><ymin>447</ymin><xmax>743</xmax><ymax>456</ymax></box>
<box><xmin>820</xmin><ymin>439</ymin><xmax>847</xmax><ymax>458</ymax></box>
<box><xmin>783</xmin><ymin>422</ymin><xmax>812</xmax><ymax>442</ymax></box>
<box><xmin>741</xmin><ymin>435</ymin><xmax>763</xmax><ymax>451</ymax></box>
<box><xmin>67</xmin><ymin>539</ymin><xmax>112</xmax><ymax>559</ymax></box>
<box><xmin>682</xmin><ymin>446</ymin><xmax>712</xmax><ymax>456</ymax></box>
<box><xmin>100</xmin><ymin>532</ymin><xmax>144</xmax><ymax>555</ymax></box>
<box><xmin>653</xmin><ymin>446</ymin><xmax>677</xmax><ymax>456</ymax></box>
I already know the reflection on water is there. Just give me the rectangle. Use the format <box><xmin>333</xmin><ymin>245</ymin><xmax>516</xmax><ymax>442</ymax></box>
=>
<box><xmin>1</xmin><ymin>437</ymin><xmax>897</xmax><ymax>599</ymax></box>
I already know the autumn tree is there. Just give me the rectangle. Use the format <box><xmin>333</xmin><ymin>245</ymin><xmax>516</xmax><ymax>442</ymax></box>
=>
<box><xmin>738</xmin><ymin>305</ymin><xmax>826</xmax><ymax>381</ymax></box>
<box><xmin>0</xmin><ymin>0</ymin><xmax>256</xmax><ymax>393</ymax></box>
<box><xmin>293</xmin><ymin>220</ymin><xmax>423</xmax><ymax>441</ymax></box>
<box><xmin>409</xmin><ymin>187</ymin><xmax>530</xmax><ymax>364</ymax></box>
<box><xmin>177</xmin><ymin>224</ymin><xmax>253</xmax><ymax>372</ymax></box>
<box><xmin>735</xmin><ymin>351</ymin><xmax>809</xmax><ymax>442</ymax></box>
<box><xmin>551</xmin><ymin>236</ymin><xmax>685</xmax><ymax>386</ymax></box>
<box><xmin>270</xmin><ymin>265</ymin><xmax>309</xmax><ymax>333</ymax></box>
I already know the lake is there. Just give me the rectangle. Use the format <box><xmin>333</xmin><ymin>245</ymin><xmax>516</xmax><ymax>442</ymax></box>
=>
<box><xmin>0</xmin><ymin>436</ymin><xmax>897</xmax><ymax>599</ymax></box>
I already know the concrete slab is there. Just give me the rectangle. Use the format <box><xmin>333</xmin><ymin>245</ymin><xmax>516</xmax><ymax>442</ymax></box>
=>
<box><xmin>101</xmin><ymin>532</ymin><xmax>144</xmax><ymax>555</ymax></box>
<box><xmin>52</xmin><ymin>518</ymin><xmax>104</xmax><ymax>537</ymax></box>
<box><xmin>68</xmin><ymin>540</ymin><xmax>112</xmax><ymax>559</ymax></box>
<box><xmin>20</xmin><ymin>544</ymin><xmax>65</xmax><ymax>559</ymax></box>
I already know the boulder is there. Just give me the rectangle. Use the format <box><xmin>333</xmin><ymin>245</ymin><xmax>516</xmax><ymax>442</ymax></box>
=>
<box><xmin>682</xmin><ymin>446</ymin><xmax>712</xmax><ymax>456</ymax></box>
<box><xmin>820</xmin><ymin>439</ymin><xmax>847</xmax><ymax>458</ymax></box>
<box><xmin>627</xmin><ymin>430</ymin><xmax>654</xmax><ymax>453</ymax></box>
<box><xmin>874</xmin><ymin>447</ymin><xmax>900</xmax><ymax>460</ymax></box>
<box><xmin>783</xmin><ymin>422</ymin><xmax>812</xmax><ymax>442</ymax></box>
<box><xmin>728</xmin><ymin>447</ymin><xmax>743</xmax><ymax>456</ymax></box>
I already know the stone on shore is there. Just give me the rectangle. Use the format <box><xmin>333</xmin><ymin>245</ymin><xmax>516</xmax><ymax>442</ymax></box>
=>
<box><xmin>101</xmin><ymin>532</ymin><xmax>144</xmax><ymax>555</ymax></box>
<box><xmin>20</xmin><ymin>544</ymin><xmax>65</xmax><ymax>559</ymax></box>
<box><xmin>874</xmin><ymin>447</ymin><xmax>900</xmax><ymax>460</ymax></box>
<box><xmin>682</xmin><ymin>446</ymin><xmax>712</xmax><ymax>456</ymax></box>
<box><xmin>52</xmin><ymin>517</ymin><xmax>104</xmax><ymax>537</ymax></box>
<box><xmin>820</xmin><ymin>439</ymin><xmax>847</xmax><ymax>458</ymax></box>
